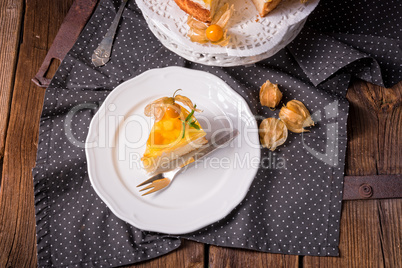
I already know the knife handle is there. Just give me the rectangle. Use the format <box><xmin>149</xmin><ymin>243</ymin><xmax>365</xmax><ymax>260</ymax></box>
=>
<box><xmin>32</xmin><ymin>0</ymin><xmax>98</xmax><ymax>88</ymax></box>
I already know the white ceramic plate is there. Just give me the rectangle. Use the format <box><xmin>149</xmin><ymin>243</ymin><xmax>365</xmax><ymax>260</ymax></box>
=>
<box><xmin>86</xmin><ymin>67</ymin><xmax>260</xmax><ymax>234</ymax></box>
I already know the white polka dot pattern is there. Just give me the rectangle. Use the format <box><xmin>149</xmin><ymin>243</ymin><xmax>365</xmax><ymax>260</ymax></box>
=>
<box><xmin>32</xmin><ymin>0</ymin><xmax>402</xmax><ymax>266</ymax></box>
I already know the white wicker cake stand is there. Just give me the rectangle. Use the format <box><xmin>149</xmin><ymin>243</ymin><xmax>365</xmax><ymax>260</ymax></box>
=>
<box><xmin>137</xmin><ymin>0</ymin><xmax>320</xmax><ymax>67</ymax></box>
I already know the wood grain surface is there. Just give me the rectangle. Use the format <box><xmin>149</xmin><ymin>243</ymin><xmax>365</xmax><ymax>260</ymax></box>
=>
<box><xmin>0</xmin><ymin>0</ymin><xmax>72</xmax><ymax>266</ymax></box>
<box><xmin>0</xmin><ymin>0</ymin><xmax>24</xmax><ymax>164</ymax></box>
<box><xmin>0</xmin><ymin>0</ymin><xmax>400</xmax><ymax>267</ymax></box>
<box><xmin>303</xmin><ymin>80</ymin><xmax>402</xmax><ymax>267</ymax></box>
<box><xmin>128</xmin><ymin>240</ymin><xmax>204</xmax><ymax>268</ymax></box>
<box><xmin>209</xmin><ymin>246</ymin><xmax>299</xmax><ymax>268</ymax></box>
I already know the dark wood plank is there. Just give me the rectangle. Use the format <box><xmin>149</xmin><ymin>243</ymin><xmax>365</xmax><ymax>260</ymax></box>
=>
<box><xmin>209</xmin><ymin>246</ymin><xmax>299</xmax><ymax>268</ymax></box>
<box><xmin>125</xmin><ymin>240</ymin><xmax>204</xmax><ymax>268</ymax></box>
<box><xmin>345</xmin><ymin>80</ymin><xmax>401</xmax><ymax>176</ymax></box>
<box><xmin>0</xmin><ymin>0</ymin><xmax>73</xmax><ymax>266</ymax></box>
<box><xmin>378</xmin><ymin>199</ymin><xmax>402</xmax><ymax>267</ymax></box>
<box><xmin>303</xmin><ymin>80</ymin><xmax>402</xmax><ymax>267</ymax></box>
<box><xmin>0</xmin><ymin>0</ymin><xmax>24</xmax><ymax>161</ymax></box>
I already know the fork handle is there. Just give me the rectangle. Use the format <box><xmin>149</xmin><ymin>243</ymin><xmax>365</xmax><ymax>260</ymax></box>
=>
<box><xmin>92</xmin><ymin>0</ymin><xmax>128</xmax><ymax>66</ymax></box>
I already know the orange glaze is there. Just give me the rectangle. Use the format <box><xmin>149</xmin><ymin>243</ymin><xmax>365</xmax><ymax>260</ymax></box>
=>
<box><xmin>147</xmin><ymin>105</ymin><xmax>203</xmax><ymax>149</ymax></box>
<box><xmin>141</xmin><ymin>103</ymin><xmax>208</xmax><ymax>172</ymax></box>
<box><xmin>151</xmin><ymin>115</ymin><xmax>183</xmax><ymax>146</ymax></box>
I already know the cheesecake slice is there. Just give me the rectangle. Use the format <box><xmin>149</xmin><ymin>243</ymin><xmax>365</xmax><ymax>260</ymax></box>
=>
<box><xmin>141</xmin><ymin>94</ymin><xmax>208</xmax><ymax>173</ymax></box>
<box><xmin>251</xmin><ymin>0</ymin><xmax>282</xmax><ymax>17</ymax></box>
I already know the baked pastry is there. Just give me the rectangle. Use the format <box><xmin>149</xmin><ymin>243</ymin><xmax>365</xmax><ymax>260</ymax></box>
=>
<box><xmin>251</xmin><ymin>0</ymin><xmax>282</xmax><ymax>17</ymax></box>
<box><xmin>174</xmin><ymin>0</ymin><xmax>223</xmax><ymax>23</ymax></box>
<box><xmin>174</xmin><ymin>0</ymin><xmax>282</xmax><ymax>21</ymax></box>
<box><xmin>141</xmin><ymin>91</ymin><xmax>208</xmax><ymax>173</ymax></box>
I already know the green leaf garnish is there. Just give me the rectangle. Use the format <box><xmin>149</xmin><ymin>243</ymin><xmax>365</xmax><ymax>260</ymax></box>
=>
<box><xmin>189</xmin><ymin>121</ymin><xmax>200</xmax><ymax>130</ymax></box>
<box><xmin>181</xmin><ymin>121</ymin><xmax>186</xmax><ymax>139</ymax></box>
<box><xmin>185</xmin><ymin>104</ymin><xmax>196</xmax><ymax>122</ymax></box>
<box><xmin>181</xmin><ymin>104</ymin><xmax>199</xmax><ymax>139</ymax></box>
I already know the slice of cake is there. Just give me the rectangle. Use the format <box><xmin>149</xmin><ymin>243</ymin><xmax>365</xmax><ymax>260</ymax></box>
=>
<box><xmin>251</xmin><ymin>0</ymin><xmax>282</xmax><ymax>17</ymax></box>
<box><xmin>141</xmin><ymin>92</ymin><xmax>208</xmax><ymax>173</ymax></box>
<box><xmin>174</xmin><ymin>0</ymin><xmax>223</xmax><ymax>23</ymax></box>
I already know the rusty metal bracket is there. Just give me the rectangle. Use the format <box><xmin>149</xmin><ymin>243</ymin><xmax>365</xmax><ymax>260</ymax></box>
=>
<box><xmin>343</xmin><ymin>174</ymin><xmax>402</xmax><ymax>200</ymax></box>
<box><xmin>32</xmin><ymin>0</ymin><xmax>98</xmax><ymax>88</ymax></box>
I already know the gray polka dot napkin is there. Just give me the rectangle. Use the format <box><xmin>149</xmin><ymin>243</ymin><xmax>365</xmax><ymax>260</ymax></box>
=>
<box><xmin>33</xmin><ymin>0</ymin><xmax>401</xmax><ymax>266</ymax></box>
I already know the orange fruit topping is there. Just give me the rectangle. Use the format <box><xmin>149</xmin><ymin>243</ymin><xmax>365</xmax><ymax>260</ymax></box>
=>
<box><xmin>152</xmin><ymin>131</ymin><xmax>164</xmax><ymax>145</ymax></box>
<box><xmin>165</xmin><ymin>104</ymin><xmax>181</xmax><ymax>118</ymax></box>
<box><xmin>206</xmin><ymin>25</ymin><xmax>224</xmax><ymax>42</ymax></box>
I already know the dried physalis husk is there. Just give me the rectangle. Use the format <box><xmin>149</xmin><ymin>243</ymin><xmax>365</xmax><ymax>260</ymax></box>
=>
<box><xmin>144</xmin><ymin>90</ymin><xmax>202</xmax><ymax>121</ymax></box>
<box><xmin>279</xmin><ymin>100</ymin><xmax>315</xmax><ymax>133</ymax></box>
<box><xmin>144</xmin><ymin>97</ymin><xmax>174</xmax><ymax>121</ymax></box>
<box><xmin>259</xmin><ymin>80</ymin><xmax>282</xmax><ymax>110</ymax></box>
<box><xmin>187</xmin><ymin>4</ymin><xmax>234</xmax><ymax>46</ymax></box>
<box><xmin>174</xmin><ymin>95</ymin><xmax>202</xmax><ymax>113</ymax></box>
<box><xmin>259</xmin><ymin>118</ymin><xmax>288</xmax><ymax>151</ymax></box>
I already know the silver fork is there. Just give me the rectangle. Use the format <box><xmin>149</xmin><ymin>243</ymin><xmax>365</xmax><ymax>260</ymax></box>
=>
<box><xmin>137</xmin><ymin>129</ymin><xmax>239</xmax><ymax>196</ymax></box>
<box><xmin>137</xmin><ymin>167</ymin><xmax>183</xmax><ymax>196</ymax></box>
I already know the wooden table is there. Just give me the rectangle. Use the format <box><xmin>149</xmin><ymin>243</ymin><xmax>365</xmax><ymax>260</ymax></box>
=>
<box><xmin>0</xmin><ymin>1</ymin><xmax>400</xmax><ymax>267</ymax></box>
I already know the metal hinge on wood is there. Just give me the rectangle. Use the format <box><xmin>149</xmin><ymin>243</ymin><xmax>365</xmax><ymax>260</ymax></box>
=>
<box><xmin>343</xmin><ymin>175</ymin><xmax>401</xmax><ymax>200</ymax></box>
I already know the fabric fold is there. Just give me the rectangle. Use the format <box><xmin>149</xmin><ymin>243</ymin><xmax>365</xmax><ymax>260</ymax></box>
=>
<box><xmin>288</xmin><ymin>27</ymin><xmax>386</xmax><ymax>87</ymax></box>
